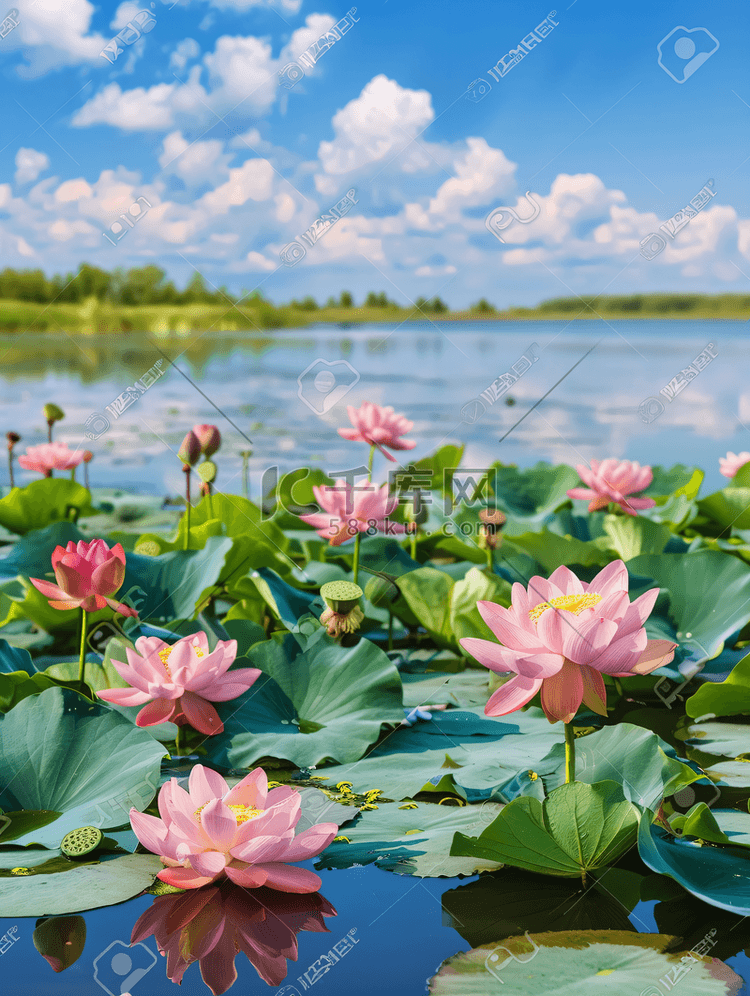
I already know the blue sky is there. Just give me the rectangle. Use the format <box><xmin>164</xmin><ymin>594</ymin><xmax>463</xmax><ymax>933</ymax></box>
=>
<box><xmin>0</xmin><ymin>0</ymin><xmax>748</xmax><ymax>308</ymax></box>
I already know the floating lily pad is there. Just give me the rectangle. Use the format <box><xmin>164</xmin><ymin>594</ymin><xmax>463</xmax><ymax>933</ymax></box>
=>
<box><xmin>685</xmin><ymin>652</ymin><xmax>750</xmax><ymax>718</ymax></box>
<box><xmin>428</xmin><ymin>930</ymin><xmax>742</xmax><ymax>995</ymax></box>
<box><xmin>451</xmin><ymin>781</ymin><xmax>639</xmax><ymax>880</ymax></box>
<box><xmin>401</xmin><ymin>671</ymin><xmax>491</xmax><ymax>709</ymax></box>
<box><xmin>316</xmin><ymin>800</ymin><xmax>504</xmax><ymax>877</ymax></box>
<box><xmin>0</xmin><ymin>687</ymin><xmax>165</xmax><ymax>847</ymax></box>
<box><xmin>639</xmin><ymin>810</ymin><xmax>750</xmax><ymax>915</ymax></box>
<box><xmin>0</xmin><ymin>853</ymin><xmax>163</xmax><ymax>917</ymax></box>
<box><xmin>206</xmin><ymin>633</ymin><xmax>404</xmax><ymax>768</ymax></box>
<box><xmin>488</xmin><ymin>462</ymin><xmax>581</xmax><ymax>524</ymax></box>
<box><xmin>0</xmin><ymin>480</ymin><xmax>97</xmax><ymax>536</ymax></box>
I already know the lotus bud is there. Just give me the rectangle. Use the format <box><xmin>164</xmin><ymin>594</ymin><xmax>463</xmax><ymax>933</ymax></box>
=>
<box><xmin>43</xmin><ymin>404</ymin><xmax>65</xmax><ymax>424</ymax></box>
<box><xmin>365</xmin><ymin>574</ymin><xmax>400</xmax><ymax>607</ymax></box>
<box><xmin>479</xmin><ymin>508</ymin><xmax>506</xmax><ymax>550</ymax></box>
<box><xmin>33</xmin><ymin>915</ymin><xmax>87</xmax><ymax>973</ymax></box>
<box><xmin>193</xmin><ymin>424</ymin><xmax>221</xmax><ymax>458</ymax></box>
<box><xmin>196</xmin><ymin>460</ymin><xmax>217</xmax><ymax>484</ymax></box>
<box><xmin>82</xmin><ymin>450</ymin><xmax>93</xmax><ymax>463</ymax></box>
<box><xmin>178</xmin><ymin>430</ymin><xmax>201</xmax><ymax>467</ymax></box>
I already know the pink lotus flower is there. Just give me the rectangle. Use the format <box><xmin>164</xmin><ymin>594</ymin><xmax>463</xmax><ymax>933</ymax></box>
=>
<box><xmin>567</xmin><ymin>459</ymin><xmax>656</xmax><ymax>516</ymax></box>
<box><xmin>720</xmin><ymin>451</ymin><xmax>750</xmax><ymax>479</ymax></box>
<box><xmin>96</xmin><ymin>632</ymin><xmax>260</xmax><ymax>735</ymax></box>
<box><xmin>30</xmin><ymin>538</ymin><xmax>138</xmax><ymax>616</ymax></box>
<box><xmin>299</xmin><ymin>479</ymin><xmax>405</xmax><ymax>546</ymax></box>
<box><xmin>194</xmin><ymin>424</ymin><xmax>221</xmax><ymax>458</ymax></box>
<box><xmin>338</xmin><ymin>401</ymin><xmax>416</xmax><ymax>462</ymax></box>
<box><xmin>130</xmin><ymin>764</ymin><xmax>339</xmax><ymax>893</ymax></box>
<box><xmin>18</xmin><ymin>441</ymin><xmax>85</xmax><ymax>476</ymax></box>
<box><xmin>460</xmin><ymin>561</ymin><xmax>676</xmax><ymax>724</ymax></box>
<box><xmin>131</xmin><ymin>882</ymin><xmax>337</xmax><ymax>994</ymax></box>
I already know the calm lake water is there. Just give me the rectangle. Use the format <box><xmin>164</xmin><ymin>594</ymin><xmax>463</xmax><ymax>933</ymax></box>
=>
<box><xmin>0</xmin><ymin>319</ymin><xmax>745</xmax><ymax>498</ymax></box>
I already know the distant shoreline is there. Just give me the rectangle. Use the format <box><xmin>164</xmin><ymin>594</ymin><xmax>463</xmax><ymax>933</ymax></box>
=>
<box><xmin>2</xmin><ymin>293</ymin><xmax>749</xmax><ymax>333</ymax></box>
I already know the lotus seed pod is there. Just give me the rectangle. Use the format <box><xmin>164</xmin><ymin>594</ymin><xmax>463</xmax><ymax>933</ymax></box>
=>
<box><xmin>196</xmin><ymin>460</ymin><xmax>217</xmax><ymax>484</ymax></box>
<box><xmin>61</xmin><ymin>826</ymin><xmax>103</xmax><ymax>859</ymax></box>
<box><xmin>43</xmin><ymin>404</ymin><xmax>65</xmax><ymax>424</ymax></box>
<box><xmin>134</xmin><ymin>539</ymin><xmax>161</xmax><ymax>556</ymax></box>
<box><xmin>320</xmin><ymin>580</ymin><xmax>363</xmax><ymax>614</ymax></box>
<box><xmin>177</xmin><ymin>430</ymin><xmax>201</xmax><ymax>467</ymax></box>
<box><xmin>6</xmin><ymin>431</ymin><xmax>20</xmax><ymax>447</ymax></box>
<box><xmin>193</xmin><ymin>424</ymin><xmax>221</xmax><ymax>458</ymax></box>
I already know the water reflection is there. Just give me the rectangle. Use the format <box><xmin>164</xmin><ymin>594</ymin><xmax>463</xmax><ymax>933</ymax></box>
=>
<box><xmin>130</xmin><ymin>883</ymin><xmax>336</xmax><ymax>995</ymax></box>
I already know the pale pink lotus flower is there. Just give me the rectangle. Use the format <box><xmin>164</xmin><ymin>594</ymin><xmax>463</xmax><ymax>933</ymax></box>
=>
<box><xmin>338</xmin><ymin>401</ymin><xmax>416</xmax><ymax>462</ymax></box>
<box><xmin>96</xmin><ymin>632</ymin><xmax>260</xmax><ymax>735</ymax></box>
<box><xmin>567</xmin><ymin>459</ymin><xmax>656</xmax><ymax>516</ymax></box>
<box><xmin>719</xmin><ymin>451</ymin><xmax>750</xmax><ymax>479</ymax></box>
<box><xmin>299</xmin><ymin>479</ymin><xmax>405</xmax><ymax>546</ymax></box>
<box><xmin>18</xmin><ymin>441</ymin><xmax>85</xmax><ymax>477</ymax></box>
<box><xmin>130</xmin><ymin>764</ymin><xmax>338</xmax><ymax>893</ymax></box>
<box><xmin>30</xmin><ymin>538</ymin><xmax>138</xmax><ymax>616</ymax></box>
<box><xmin>193</xmin><ymin>424</ymin><xmax>221</xmax><ymax>458</ymax></box>
<box><xmin>130</xmin><ymin>883</ymin><xmax>336</xmax><ymax>994</ymax></box>
<box><xmin>460</xmin><ymin>561</ymin><xmax>676</xmax><ymax>724</ymax></box>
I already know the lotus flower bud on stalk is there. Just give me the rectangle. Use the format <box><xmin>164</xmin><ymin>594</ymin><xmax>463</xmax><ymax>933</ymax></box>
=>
<box><xmin>6</xmin><ymin>432</ymin><xmax>20</xmax><ymax>489</ymax></box>
<box><xmin>193</xmin><ymin>423</ymin><xmax>221</xmax><ymax>458</ymax></box>
<box><xmin>43</xmin><ymin>403</ymin><xmax>65</xmax><ymax>443</ymax></box>
<box><xmin>479</xmin><ymin>508</ymin><xmax>506</xmax><ymax>569</ymax></box>
<box><xmin>178</xmin><ymin>430</ymin><xmax>201</xmax><ymax>551</ymax></box>
<box><xmin>197</xmin><ymin>459</ymin><xmax>217</xmax><ymax>519</ymax></box>
<box><xmin>320</xmin><ymin>581</ymin><xmax>364</xmax><ymax>639</ymax></box>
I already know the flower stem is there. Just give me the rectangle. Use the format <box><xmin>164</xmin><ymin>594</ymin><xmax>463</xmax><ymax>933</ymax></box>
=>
<box><xmin>564</xmin><ymin>721</ymin><xmax>576</xmax><ymax>783</ymax></box>
<box><xmin>7</xmin><ymin>451</ymin><xmax>13</xmax><ymax>489</ymax></box>
<box><xmin>78</xmin><ymin>608</ymin><xmax>88</xmax><ymax>685</ymax></box>
<box><xmin>183</xmin><ymin>468</ymin><xmax>191</xmax><ymax>551</ymax></box>
<box><xmin>367</xmin><ymin>443</ymin><xmax>376</xmax><ymax>478</ymax></box>
<box><xmin>175</xmin><ymin>725</ymin><xmax>182</xmax><ymax>756</ymax></box>
<box><xmin>410</xmin><ymin>523</ymin><xmax>417</xmax><ymax>560</ymax></box>
<box><xmin>352</xmin><ymin>530</ymin><xmax>361</xmax><ymax>585</ymax></box>
<box><xmin>486</xmin><ymin>546</ymin><xmax>493</xmax><ymax>571</ymax></box>
<box><xmin>387</xmin><ymin>610</ymin><xmax>393</xmax><ymax>652</ymax></box>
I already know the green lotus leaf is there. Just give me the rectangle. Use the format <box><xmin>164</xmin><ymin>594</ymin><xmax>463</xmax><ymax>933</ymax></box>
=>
<box><xmin>698</xmin><ymin>484</ymin><xmax>750</xmax><ymax>531</ymax></box>
<box><xmin>207</xmin><ymin>632</ymin><xmax>404</xmax><ymax>768</ymax></box>
<box><xmin>487</xmin><ymin>461</ymin><xmax>581</xmax><ymax>523</ymax></box>
<box><xmin>396</xmin><ymin>445</ymin><xmax>465</xmax><ymax>496</ymax></box>
<box><xmin>449</xmin><ymin>568</ymin><xmax>512</xmax><ymax>647</ymax></box>
<box><xmin>316</xmin><ymin>800</ymin><xmax>504</xmax><ymax>877</ymax></box>
<box><xmin>685</xmin><ymin>652</ymin><xmax>750</xmax><ymax>718</ymax></box>
<box><xmin>428</xmin><ymin>931</ymin><xmax>742</xmax><ymax>995</ymax></box>
<box><xmin>317</xmin><ymin>708</ymin><xmax>562</xmax><ymax>802</ymax></box>
<box><xmin>627</xmin><ymin>551</ymin><xmax>750</xmax><ymax>667</ymax></box>
<box><xmin>0</xmin><ymin>853</ymin><xmax>163</xmax><ymax>917</ymax></box>
<box><xmin>639</xmin><ymin>809</ymin><xmax>750</xmax><ymax>915</ymax></box>
<box><xmin>0</xmin><ymin>687</ymin><xmax>165</xmax><ymax>847</ymax></box>
<box><xmin>601</xmin><ymin>515</ymin><xmax>672</xmax><ymax>560</ymax></box>
<box><xmin>0</xmin><ymin>669</ymin><xmax>57</xmax><ymax>712</ymax></box>
<box><xmin>535</xmin><ymin>724</ymin><xmax>700</xmax><ymax>810</ymax></box>
<box><xmin>670</xmin><ymin>804</ymin><xmax>750</xmax><ymax>849</ymax></box>
<box><xmin>451</xmin><ymin>781</ymin><xmax>639</xmax><ymax>879</ymax></box>
<box><xmin>642</xmin><ymin>465</ymin><xmax>704</xmax><ymax>498</ymax></box>
<box><xmin>503</xmin><ymin>528</ymin><xmax>611</xmax><ymax>574</ymax></box>
<box><xmin>0</xmin><ymin>521</ymin><xmax>88</xmax><ymax>583</ymax></box>
<box><xmin>396</xmin><ymin>568</ymin><xmax>455</xmax><ymax>647</ymax></box>
<box><xmin>0</xmin><ymin>480</ymin><xmax>97</xmax><ymax>536</ymax></box>
<box><xmin>401</xmin><ymin>670</ymin><xmax>491</xmax><ymax>709</ymax></box>
<box><xmin>121</xmin><ymin>536</ymin><xmax>234</xmax><ymax>623</ymax></box>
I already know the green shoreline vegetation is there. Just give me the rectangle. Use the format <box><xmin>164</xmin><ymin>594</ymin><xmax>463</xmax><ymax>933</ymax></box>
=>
<box><xmin>1</xmin><ymin>263</ymin><xmax>749</xmax><ymax>332</ymax></box>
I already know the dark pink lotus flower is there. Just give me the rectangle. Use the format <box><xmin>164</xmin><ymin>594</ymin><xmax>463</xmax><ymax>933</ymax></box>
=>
<box><xmin>96</xmin><ymin>632</ymin><xmax>260</xmax><ymax>735</ymax></box>
<box><xmin>18</xmin><ymin>441</ymin><xmax>85</xmax><ymax>476</ymax></box>
<box><xmin>567</xmin><ymin>458</ymin><xmax>656</xmax><ymax>516</ymax></box>
<box><xmin>129</xmin><ymin>765</ymin><xmax>338</xmax><ymax>892</ymax></box>
<box><xmin>338</xmin><ymin>401</ymin><xmax>416</xmax><ymax>462</ymax></box>
<box><xmin>719</xmin><ymin>451</ymin><xmax>750</xmax><ymax>479</ymax></box>
<box><xmin>299</xmin><ymin>479</ymin><xmax>405</xmax><ymax>546</ymax></box>
<box><xmin>131</xmin><ymin>882</ymin><xmax>337</xmax><ymax>995</ymax></box>
<box><xmin>460</xmin><ymin>561</ymin><xmax>676</xmax><ymax>724</ymax></box>
<box><xmin>29</xmin><ymin>538</ymin><xmax>138</xmax><ymax>616</ymax></box>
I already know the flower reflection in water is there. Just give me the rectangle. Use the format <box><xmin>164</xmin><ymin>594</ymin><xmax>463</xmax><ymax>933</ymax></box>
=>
<box><xmin>131</xmin><ymin>882</ymin><xmax>337</xmax><ymax>995</ymax></box>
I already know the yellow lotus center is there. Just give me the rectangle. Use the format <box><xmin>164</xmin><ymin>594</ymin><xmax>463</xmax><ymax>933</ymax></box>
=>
<box><xmin>528</xmin><ymin>592</ymin><xmax>602</xmax><ymax>624</ymax></box>
<box><xmin>157</xmin><ymin>643</ymin><xmax>205</xmax><ymax>676</ymax></box>
<box><xmin>194</xmin><ymin>803</ymin><xmax>264</xmax><ymax>825</ymax></box>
